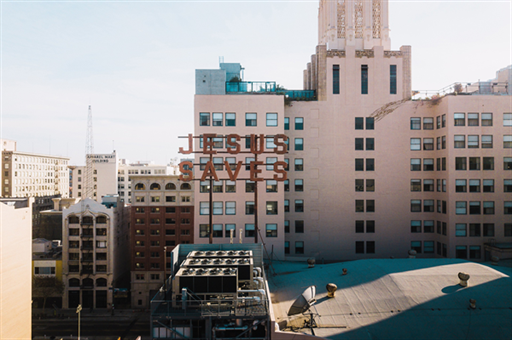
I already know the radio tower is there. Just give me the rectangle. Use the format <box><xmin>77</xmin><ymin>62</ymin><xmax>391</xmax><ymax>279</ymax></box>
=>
<box><xmin>84</xmin><ymin>105</ymin><xmax>95</xmax><ymax>199</ymax></box>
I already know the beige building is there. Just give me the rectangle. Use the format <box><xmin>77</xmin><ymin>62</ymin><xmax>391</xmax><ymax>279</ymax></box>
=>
<box><xmin>190</xmin><ymin>0</ymin><xmax>512</xmax><ymax>262</ymax></box>
<box><xmin>61</xmin><ymin>196</ymin><xmax>129</xmax><ymax>309</ymax></box>
<box><xmin>0</xmin><ymin>197</ymin><xmax>33</xmax><ymax>340</ymax></box>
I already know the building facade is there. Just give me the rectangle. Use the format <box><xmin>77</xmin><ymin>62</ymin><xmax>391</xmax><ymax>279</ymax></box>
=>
<box><xmin>62</xmin><ymin>196</ymin><xmax>129</xmax><ymax>309</ymax></box>
<box><xmin>130</xmin><ymin>175</ymin><xmax>195</xmax><ymax>307</ymax></box>
<box><xmin>189</xmin><ymin>0</ymin><xmax>512</xmax><ymax>262</ymax></box>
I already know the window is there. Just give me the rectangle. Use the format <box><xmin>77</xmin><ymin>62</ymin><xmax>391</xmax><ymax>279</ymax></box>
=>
<box><xmin>284</xmin><ymin>199</ymin><xmax>289</xmax><ymax>212</ymax></box>
<box><xmin>482</xmin><ymin>223</ymin><xmax>494</xmax><ymax>237</ymax></box>
<box><xmin>356</xmin><ymin>220</ymin><xmax>364</xmax><ymax>233</ymax></box>
<box><xmin>423</xmin><ymin>117</ymin><xmax>434</xmax><ymax>130</ymax></box>
<box><xmin>442</xmin><ymin>136</ymin><xmax>446</xmax><ymax>149</ymax></box>
<box><xmin>437</xmin><ymin>137</ymin><xmax>441</xmax><ymax>150</ymax></box>
<box><xmin>212</xmin><ymin>112</ymin><xmax>223</xmax><ymax>126</ymax></box>
<box><xmin>356</xmin><ymin>158</ymin><xmax>364</xmax><ymax>171</ymax></box>
<box><xmin>266</xmin><ymin>157</ymin><xmax>277</xmax><ymax>171</ymax></box>
<box><xmin>200</xmin><ymin>202</ymin><xmax>209</xmax><ymax>215</ymax></box>
<box><xmin>504</xmin><ymin>157</ymin><xmax>512</xmax><ymax>170</ymax></box>
<box><xmin>266</xmin><ymin>201</ymin><xmax>278</xmax><ymax>215</ymax></box>
<box><xmin>365</xmin><ymin>179</ymin><xmax>374</xmax><ymax>192</ymax></box>
<box><xmin>295</xmin><ymin>179</ymin><xmax>303</xmax><ymax>192</ymax></box>
<box><xmin>390</xmin><ymin>65</ymin><xmax>397</xmax><ymax>94</ymax></box>
<box><xmin>361</xmin><ymin>65</ymin><xmax>368</xmax><ymax>94</ymax></box>
<box><xmin>456</xmin><ymin>246</ymin><xmax>467</xmax><ymax>259</ymax></box>
<box><xmin>454</xmin><ymin>135</ymin><xmax>465</xmax><ymax>148</ymax></box>
<box><xmin>284</xmin><ymin>117</ymin><xmax>289</xmax><ymax>130</ymax></box>
<box><xmin>505</xmin><ymin>224</ymin><xmax>512</xmax><ymax>237</ymax></box>
<box><xmin>199</xmin><ymin>224</ymin><xmax>209</xmax><ymax>238</ymax></box>
<box><xmin>424</xmin><ymin>221</ymin><xmax>434</xmax><ymax>233</ymax></box>
<box><xmin>423</xmin><ymin>179</ymin><xmax>434</xmax><ymax>192</ymax></box>
<box><xmin>266</xmin><ymin>224</ymin><xmax>277</xmax><ymax>237</ymax></box>
<box><xmin>456</xmin><ymin>179</ymin><xmax>467</xmax><ymax>192</ymax></box>
<box><xmin>411</xmin><ymin>241</ymin><xmax>422</xmax><ymax>254</ymax></box>
<box><xmin>456</xmin><ymin>201</ymin><xmax>467</xmax><ymax>215</ymax></box>
<box><xmin>165</xmin><ymin>196</ymin><xmax>176</xmax><ymax>203</ymax></box>
<box><xmin>212</xmin><ymin>224</ymin><xmax>223</xmax><ymax>238</ymax></box>
<box><xmin>411</xmin><ymin>179</ymin><xmax>421</xmax><ymax>192</ymax></box>
<box><xmin>504</xmin><ymin>135</ymin><xmax>512</xmax><ymax>148</ymax></box>
<box><xmin>456</xmin><ymin>223</ymin><xmax>467</xmax><ymax>237</ymax></box>
<box><xmin>245</xmin><ymin>224</ymin><xmax>255</xmax><ymax>237</ymax></box>
<box><xmin>355</xmin><ymin>138</ymin><xmax>364</xmax><ymax>150</ymax></box>
<box><xmin>225</xmin><ymin>201</ymin><xmax>236</xmax><ymax>215</ymax></box>
<box><xmin>366</xmin><ymin>200</ymin><xmax>375</xmax><ymax>212</ymax></box>
<box><xmin>423</xmin><ymin>158</ymin><xmax>434</xmax><ymax>171</ymax></box>
<box><xmin>225</xmin><ymin>224</ymin><xmax>235</xmax><ymax>238</ymax></box>
<box><xmin>411</xmin><ymin>220</ymin><xmax>421</xmax><ymax>233</ymax></box>
<box><xmin>284</xmin><ymin>179</ymin><xmax>289</xmax><ymax>192</ymax></box>
<box><xmin>469</xmin><ymin>179</ymin><xmax>480</xmax><ymax>192</ymax></box>
<box><xmin>225</xmin><ymin>112</ymin><xmax>236</xmax><ymax>126</ymax></box>
<box><xmin>151</xmin><ymin>196</ymin><xmax>160</xmax><ymax>203</ymax></box>
<box><xmin>454</xmin><ymin>113</ymin><xmax>465</xmax><ymax>126</ymax></box>
<box><xmin>366</xmin><ymin>138</ymin><xmax>374</xmax><ymax>151</ymax></box>
<box><xmin>424</xmin><ymin>241</ymin><xmax>434</xmax><ymax>254</ymax></box>
<box><xmin>213</xmin><ymin>158</ymin><xmax>223</xmax><ymax>171</ymax></box>
<box><xmin>200</xmin><ymin>181</ymin><xmax>209</xmax><ymax>193</ymax></box>
<box><xmin>482</xmin><ymin>135</ymin><xmax>492</xmax><ymax>148</ymax></box>
<box><xmin>295</xmin><ymin>117</ymin><xmax>304</xmax><ymax>130</ymax></box>
<box><xmin>199</xmin><ymin>112</ymin><xmax>210</xmax><ymax>126</ymax></box>
<box><xmin>246</xmin><ymin>201</ymin><xmax>255</xmax><ymax>215</ymax></box>
<box><xmin>285</xmin><ymin>241</ymin><xmax>290</xmax><ymax>254</ymax></box>
<box><xmin>436</xmin><ymin>116</ymin><xmax>441</xmax><ymax>129</ymax></box>
<box><xmin>266</xmin><ymin>113</ymin><xmax>278</xmax><ymax>127</ymax></box>
<box><xmin>333</xmin><ymin>65</ymin><xmax>340</xmax><ymax>94</ymax></box>
<box><xmin>356</xmin><ymin>241</ymin><xmax>365</xmax><ymax>254</ymax></box>
<box><xmin>410</xmin><ymin>118</ymin><xmax>421</xmax><ymax>130</ymax></box>
<box><xmin>411</xmin><ymin>200</ymin><xmax>421</xmax><ymax>212</ymax></box>
<box><xmin>411</xmin><ymin>159</ymin><xmax>421</xmax><ymax>171</ymax></box>
<box><xmin>505</xmin><ymin>201</ymin><xmax>512</xmax><ymax>215</ymax></box>
<box><xmin>96</xmin><ymin>241</ymin><xmax>107</xmax><ymax>248</ymax></box>
<box><xmin>246</xmin><ymin>113</ymin><xmax>257</xmax><ymax>126</ymax></box>
<box><xmin>355</xmin><ymin>117</ymin><xmax>364</xmax><ymax>130</ymax></box>
<box><xmin>294</xmin><ymin>158</ymin><xmax>303</xmax><ymax>171</ymax></box>
<box><xmin>468</xmin><ymin>112</ymin><xmax>479</xmax><ymax>126</ymax></box>
<box><xmin>356</xmin><ymin>200</ymin><xmax>364</xmax><ymax>212</ymax></box>
<box><xmin>504</xmin><ymin>113</ymin><xmax>512</xmax><ymax>126</ymax></box>
<box><xmin>423</xmin><ymin>200</ymin><xmax>434</xmax><ymax>212</ymax></box>
<box><xmin>166</xmin><ymin>207</ymin><xmax>175</xmax><ymax>213</ymax></box>
<box><xmin>366</xmin><ymin>159</ymin><xmax>375</xmax><ymax>171</ymax></box>
<box><xmin>469</xmin><ymin>201</ymin><xmax>481</xmax><ymax>215</ymax></box>
<box><xmin>468</xmin><ymin>157</ymin><xmax>481</xmax><ymax>171</ymax></box>
<box><xmin>410</xmin><ymin>138</ymin><xmax>421</xmax><ymax>150</ymax></box>
<box><xmin>483</xmin><ymin>179</ymin><xmax>494</xmax><ymax>192</ymax></box>
<box><xmin>468</xmin><ymin>223</ymin><xmax>481</xmax><ymax>237</ymax></box>
<box><xmin>246</xmin><ymin>180</ymin><xmax>255</xmax><ymax>193</ymax></box>
<box><xmin>165</xmin><ymin>229</ymin><xmax>175</xmax><ymax>235</ymax></box>
<box><xmin>295</xmin><ymin>199</ymin><xmax>304</xmax><ymax>212</ymax></box>
<box><xmin>295</xmin><ymin>241</ymin><xmax>304</xmax><ymax>254</ymax></box>
<box><xmin>480</xmin><ymin>112</ymin><xmax>492</xmax><ymax>126</ymax></box>
<box><xmin>366</xmin><ymin>117</ymin><xmax>374</xmax><ymax>130</ymax></box>
<box><xmin>295</xmin><ymin>138</ymin><xmax>304</xmax><ymax>151</ymax></box>
<box><xmin>483</xmin><ymin>157</ymin><xmax>494</xmax><ymax>170</ymax></box>
<box><xmin>504</xmin><ymin>179</ymin><xmax>512</xmax><ymax>192</ymax></box>
<box><xmin>467</xmin><ymin>135</ymin><xmax>479</xmax><ymax>148</ymax></box>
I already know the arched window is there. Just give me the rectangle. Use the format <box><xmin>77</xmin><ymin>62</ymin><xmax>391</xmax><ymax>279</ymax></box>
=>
<box><xmin>68</xmin><ymin>215</ymin><xmax>79</xmax><ymax>224</ymax></box>
<box><xmin>135</xmin><ymin>183</ymin><xmax>145</xmax><ymax>190</ymax></box>
<box><xmin>150</xmin><ymin>183</ymin><xmax>161</xmax><ymax>190</ymax></box>
<box><xmin>83</xmin><ymin>278</ymin><xmax>94</xmax><ymax>287</ymax></box>
<box><xmin>82</xmin><ymin>216</ymin><xmax>93</xmax><ymax>225</ymax></box>
<box><xmin>69</xmin><ymin>278</ymin><xmax>80</xmax><ymax>287</ymax></box>
<box><xmin>165</xmin><ymin>183</ymin><xmax>176</xmax><ymax>190</ymax></box>
<box><xmin>96</xmin><ymin>278</ymin><xmax>107</xmax><ymax>287</ymax></box>
<box><xmin>96</xmin><ymin>215</ymin><xmax>107</xmax><ymax>224</ymax></box>
<box><xmin>180</xmin><ymin>183</ymin><xmax>191</xmax><ymax>190</ymax></box>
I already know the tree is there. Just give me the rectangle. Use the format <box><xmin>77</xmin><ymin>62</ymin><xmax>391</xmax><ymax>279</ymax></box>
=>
<box><xmin>33</xmin><ymin>277</ymin><xmax>64</xmax><ymax>315</ymax></box>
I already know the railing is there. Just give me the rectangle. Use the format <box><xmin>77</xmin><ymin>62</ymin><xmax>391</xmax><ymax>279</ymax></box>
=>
<box><xmin>412</xmin><ymin>81</ymin><xmax>510</xmax><ymax>99</ymax></box>
<box><xmin>284</xmin><ymin>90</ymin><xmax>316</xmax><ymax>101</ymax></box>
<box><xmin>226</xmin><ymin>81</ymin><xmax>276</xmax><ymax>94</ymax></box>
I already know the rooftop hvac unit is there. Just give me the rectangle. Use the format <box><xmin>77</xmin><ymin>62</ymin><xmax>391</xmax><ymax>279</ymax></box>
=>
<box><xmin>186</xmin><ymin>250</ymin><xmax>253</xmax><ymax>259</ymax></box>
<box><xmin>181</xmin><ymin>257</ymin><xmax>253</xmax><ymax>281</ymax></box>
<box><xmin>173</xmin><ymin>267</ymin><xmax>238</xmax><ymax>297</ymax></box>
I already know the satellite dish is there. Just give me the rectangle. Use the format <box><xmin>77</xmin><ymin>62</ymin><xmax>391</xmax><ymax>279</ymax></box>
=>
<box><xmin>288</xmin><ymin>285</ymin><xmax>317</xmax><ymax>316</ymax></box>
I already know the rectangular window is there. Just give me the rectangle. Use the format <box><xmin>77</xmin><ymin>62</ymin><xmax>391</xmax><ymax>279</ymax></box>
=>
<box><xmin>423</xmin><ymin>179</ymin><xmax>434</xmax><ymax>192</ymax></box>
<box><xmin>411</xmin><ymin>200</ymin><xmax>421</xmax><ymax>212</ymax></box>
<box><xmin>467</xmin><ymin>112</ymin><xmax>479</xmax><ymax>126</ymax></box>
<box><xmin>390</xmin><ymin>65</ymin><xmax>397</xmax><ymax>94</ymax></box>
<box><xmin>454</xmin><ymin>113</ymin><xmax>465</xmax><ymax>126</ymax></box>
<box><xmin>266</xmin><ymin>157</ymin><xmax>277</xmax><ymax>171</ymax></box>
<box><xmin>284</xmin><ymin>199</ymin><xmax>289</xmax><ymax>212</ymax></box>
<box><xmin>504</xmin><ymin>179</ymin><xmax>512</xmax><ymax>192</ymax></box>
<box><xmin>225</xmin><ymin>112</ymin><xmax>236</xmax><ymax>126</ymax></box>
<box><xmin>504</xmin><ymin>157</ymin><xmax>512</xmax><ymax>170</ymax></box>
<box><xmin>295</xmin><ymin>200</ymin><xmax>304</xmax><ymax>212</ymax></box>
<box><xmin>246</xmin><ymin>113</ymin><xmax>257</xmax><ymax>126</ymax></box>
<box><xmin>366</xmin><ymin>220</ymin><xmax>375</xmax><ymax>233</ymax></box>
<box><xmin>411</xmin><ymin>179</ymin><xmax>421</xmax><ymax>192</ymax></box>
<box><xmin>442</xmin><ymin>136</ymin><xmax>446</xmax><ymax>149</ymax></box>
<box><xmin>284</xmin><ymin>220</ymin><xmax>290</xmax><ymax>233</ymax></box>
<box><xmin>356</xmin><ymin>200</ymin><xmax>364</xmax><ymax>212</ymax></box>
<box><xmin>199</xmin><ymin>112</ymin><xmax>210</xmax><ymax>126</ymax></box>
<box><xmin>225</xmin><ymin>224</ymin><xmax>235</xmax><ymax>238</ymax></box>
<box><xmin>411</xmin><ymin>220</ymin><xmax>421</xmax><ymax>233</ymax></box>
<box><xmin>355</xmin><ymin>117</ymin><xmax>364</xmax><ymax>130</ymax></box>
<box><xmin>225</xmin><ymin>201</ymin><xmax>236</xmax><ymax>215</ymax></box>
<box><xmin>295</xmin><ymin>117</ymin><xmax>304</xmax><ymax>130</ymax></box>
<box><xmin>483</xmin><ymin>223</ymin><xmax>494</xmax><ymax>237</ymax></box>
<box><xmin>355</xmin><ymin>241</ymin><xmax>364</xmax><ymax>254</ymax></box>
<box><xmin>266</xmin><ymin>224</ymin><xmax>277</xmax><ymax>237</ymax></box>
<box><xmin>504</xmin><ymin>135</ymin><xmax>512</xmax><ymax>148</ymax></box>
<box><xmin>245</xmin><ymin>157</ymin><xmax>254</xmax><ymax>171</ymax></box>
<box><xmin>212</xmin><ymin>112</ymin><xmax>223</xmax><ymax>126</ymax></box>
<box><xmin>284</xmin><ymin>117</ymin><xmax>289</xmax><ymax>130</ymax></box>
<box><xmin>285</xmin><ymin>241</ymin><xmax>290</xmax><ymax>254</ymax></box>
<box><xmin>423</xmin><ymin>200</ymin><xmax>434</xmax><ymax>212</ymax></box>
<box><xmin>469</xmin><ymin>223</ymin><xmax>481</xmax><ymax>237</ymax></box>
<box><xmin>456</xmin><ymin>223</ymin><xmax>467</xmax><ymax>237</ymax></box>
<box><xmin>366</xmin><ymin>158</ymin><xmax>375</xmax><ymax>171</ymax></box>
<box><xmin>456</xmin><ymin>179</ymin><xmax>467</xmax><ymax>192</ymax></box>
<box><xmin>361</xmin><ymin>65</ymin><xmax>368</xmax><ymax>94</ymax></box>
<box><xmin>410</xmin><ymin>118</ymin><xmax>421</xmax><ymax>130</ymax></box>
<box><xmin>483</xmin><ymin>179</ymin><xmax>494</xmax><ymax>192</ymax></box>
<box><xmin>200</xmin><ymin>202</ymin><xmax>209</xmax><ymax>215</ymax></box>
<box><xmin>225</xmin><ymin>180</ymin><xmax>236</xmax><ymax>193</ymax></box>
<box><xmin>410</xmin><ymin>138</ymin><xmax>421</xmax><ymax>150</ymax></box>
<box><xmin>456</xmin><ymin>201</ymin><xmax>467</xmax><ymax>215</ymax></box>
<box><xmin>423</xmin><ymin>117</ymin><xmax>434</xmax><ymax>130</ymax></box>
<box><xmin>456</xmin><ymin>246</ymin><xmax>467</xmax><ymax>259</ymax></box>
<box><xmin>411</xmin><ymin>158</ymin><xmax>421</xmax><ymax>171</ymax></box>
<box><xmin>294</xmin><ymin>158</ymin><xmax>303</xmax><ymax>171</ymax></box>
<box><xmin>468</xmin><ymin>135</ymin><xmax>479</xmax><ymax>148</ymax></box>
<box><xmin>266</xmin><ymin>201</ymin><xmax>278</xmax><ymax>215</ymax></box>
<box><xmin>411</xmin><ymin>241</ymin><xmax>422</xmax><ymax>254</ymax></box>
<box><xmin>245</xmin><ymin>201</ymin><xmax>255</xmax><ymax>215</ymax></box>
<box><xmin>454</xmin><ymin>135</ymin><xmax>465</xmax><ymax>148</ymax></box>
<box><xmin>469</xmin><ymin>179</ymin><xmax>480</xmax><ymax>192</ymax></box>
<box><xmin>295</xmin><ymin>220</ymin><xmax>304</xmax><ymax>233</ymax></box>
<box><xmin>294</xmin><ymin>138</ymin><xmax>304</xmax><ymax>151</ymax></box>
<box><xmin>355</xmin><ymin>138</ymin><xmax>364</xmax><ymax>150</ymax></box>
<box><xmin>505</xmin><ymin>223</ymin><xmax>512</xmax><ymax>237</ymax></box>
<box><xmin>423</xmin><ymin>158</ymin><xmax>434</xmax><ymax>171</ymax></box>
<box><xmin>481</xmin><ymin>112</ymin><xmax>493</xmax><ymax>126</ymax></box>
<box><xmin>424</xmin><ymin>220</ymin><xmax>434</xmax><ymax>233</ymax></box>
<box><xmin>356</xmin><ymin>220</ymin><xmax>364</xmax><ymax>233</ymax></box>
<box><xmin>199</xmin><ymin>224</ymin><xmax>209</xmax><ymax>238</ymax></box>
<box><xmin>436</xmin><ymin>116</ymin><xmax>441</xmax><ymax>129</ymax></box>
<box><xmin>366</xmin><ymin>117</ymin><xmax>374</xmax><ymax>130</ymax></box>
<box><xmin>469</xmin><ymin>157</ymin><xmax>480</xmax><ymax>170</ymax></box>
<box><xmin>503</xmin><ymin>113</ymin><xmax>512</xmax><ymax>126</ymax></box>
<box><xmin>424</xmin><ymin>241</ymin><xmax>434</xmax><ymax>254</ymax></box>
<box><xmin>366</xmin><ymin>241</ymin><xmax>375</xmax><ymax>254</ymax></box>
<box><xmin>481</xmin><ymin>135</ymin><xmax>492</xmax><ymax>148</ymax></box>
<box><xmin>295</xmin><ymin>241</ymin><xmax>304</xmax><ymax>254</ymax></box>
<box><xmin>483</xmin><ymin>157</ymin><xmax>494</xmax><ymax>170</ymax></box>
<box><xmin>504</xmin><ymin>201</ymin><xmax>512</xmax><ymax>215</ymax></box>
<box><xmin>266</xmin><ymin>113</ymin><xmax>278</xmax><ymax>127</ymax></box>
<box><xmin>266</xmin><ymin>180</ymin><xmax>277</xmax><ymax>193</ymax></box>
<box><xmin>294</xmin><ymin>179</ymin><xmax>304</xmax><ymax>192</ymax></box>
<box><xmin>333</xmin><ymin>65</ymin><xmax>340</xmax><ymax>94</ymax></box>
<box><xmin>212</xmin><ymin>224</ymin><xmax>223</xmax><ymax>238</ymax></box>
<box><xmin>366</xmin><ymin>179</ymin><xmax>375</xmax><ymax>192</ymax></box>
<box><xmin>245</xmin><ymin>224</ymin><xmax>255</xmax><ymax>237</ymax></box>
<box><xmin>366</xmin><ymin>138</ymin><xmax>374</xmax><ymax>151</ymax></box>
<box><xmin>469</xmin><ymin>201</ymin><xmax>481</xmax><ymax>215</ymax></box>
<box><xmin>366</xmin><ymin>200</ymin><xmax>375</xmax><ymax>213</ymax></box>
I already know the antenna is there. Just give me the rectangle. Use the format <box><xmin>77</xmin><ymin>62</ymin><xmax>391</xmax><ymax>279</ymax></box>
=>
<box><xmin>84</xmin><ymin>105</ymin><xmax>95</xmax><ymax>199</ymax></box>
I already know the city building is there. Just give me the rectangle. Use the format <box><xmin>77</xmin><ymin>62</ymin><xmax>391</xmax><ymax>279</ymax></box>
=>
<box><xmin>0</xmin><ymin>197</ymin><xmax>33</xmax><ymax>340</ymax></box>
<box><xmin>62</xmin><ymin>196</ymin><xmax>129</xmax><ymax>309</ymax></box>
<box><xmin>190</xmin><ymin>0</ymin><xmax>512</xmax><ymax>262</ymax></box>
<box><xmin>32</xmin><ymin>238</ymin><xmax>64</xmax><ymax>308</ymax></box>
<box><xmin>130</xmin><ymin>175</ymin><xmax>194</xmax><ymax>308</ymax></box>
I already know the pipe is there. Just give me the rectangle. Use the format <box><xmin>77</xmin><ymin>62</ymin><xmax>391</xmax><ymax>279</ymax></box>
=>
<box><xmin>238</xmin><ymin>289</ymin><xmax>266</xmax><ymax>297</ymax></box>
<box><xmin>253</xmin><ymin>277</ymin><xmax>264</xmax><ymax>289</ymax></box>
<box><xmin>253</xmin><ymin>267</ymin><xmax>262</xmax><ymax>277</ymax></box>
<box><xmin>237</xmin><ymin>296</ymin><xmax>261</xmax><ymax>303</ymax></box>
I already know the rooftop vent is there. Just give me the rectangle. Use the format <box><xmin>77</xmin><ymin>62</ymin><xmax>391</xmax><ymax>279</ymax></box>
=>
<box><xmin>326</xmin><ymin>283</ymin><xmax>337</xmax><ymax>298</ymax></box>
<box><xmin>458</xmin><ymin>272</ymin><xmax>470</xmax><ymax>287</ymax></box>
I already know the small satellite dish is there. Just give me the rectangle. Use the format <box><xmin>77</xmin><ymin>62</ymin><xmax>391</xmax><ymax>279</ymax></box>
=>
<box><xmin>288</xmin><ymin>285</ymin><xmax>317</xmax><ymax>316</ymax></box>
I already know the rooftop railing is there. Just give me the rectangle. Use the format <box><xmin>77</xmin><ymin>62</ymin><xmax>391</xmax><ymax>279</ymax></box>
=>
<box><xmin>284</xmin><ymin>90</ymin><xmax>316</xmax><ymax>101</ymax></box>
<box><xmin>226</xmin><ymin>81</ymin><xmax>276</xmax><ymax>94</ymax></box>
<box><xmin>412</xmin><ymin>81</ymin><xmax>510</xmax><ymax>100</ymax></box>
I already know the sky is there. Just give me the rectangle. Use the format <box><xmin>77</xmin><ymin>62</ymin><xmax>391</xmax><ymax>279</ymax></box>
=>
<box><xmin>1</xmin><ymin>0</ymin><xmax>511</xmax><ymax>166</ymax></box>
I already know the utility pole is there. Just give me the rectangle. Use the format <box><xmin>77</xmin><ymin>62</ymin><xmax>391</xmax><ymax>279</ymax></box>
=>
<box><xmin>76</xmin><ymin>304</ymin><xmax>82</xmax><ymax>340</ymax></box>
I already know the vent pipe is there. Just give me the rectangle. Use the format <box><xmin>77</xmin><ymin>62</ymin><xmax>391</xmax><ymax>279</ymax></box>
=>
<box><xmin>458</xmin><ymin>272</ymin><xmax>470</xmax><ymax>287</ymax></box>
<box><xmin>469</xmin><ymin>299</ymin><xmax>476</xmax><ymax>309</ymax></box>
<box><xmin>326</xmin><ymin>283</ymin><xmax>337</xmax><ymax>298</ymax></box>
<box><xmin>342</xmin><ymin>268</ymin><xmax>348</xmax><ymax>275</ymax></box>
<box><xmin>307</xmin><ymin>258</ymin><xmax>316</xmax><ymax>268</ymax></box>
<box><xmin>408</xmin><ymin>250</ymin><xmax>417</xmax><ymax>259</ymax></box>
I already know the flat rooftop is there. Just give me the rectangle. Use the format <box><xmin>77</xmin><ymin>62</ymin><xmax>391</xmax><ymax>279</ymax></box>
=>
<box><xmin>269</xmin><ymin>259</ymin><xmax>512</xmax><ymax>340</ymax></box>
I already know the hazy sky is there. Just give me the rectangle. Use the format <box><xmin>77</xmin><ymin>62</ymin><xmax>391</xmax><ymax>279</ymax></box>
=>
<box><xmin>1</xmin><ymin>0</ymin><xmax>510</xmax><ymax>166</ymax></box>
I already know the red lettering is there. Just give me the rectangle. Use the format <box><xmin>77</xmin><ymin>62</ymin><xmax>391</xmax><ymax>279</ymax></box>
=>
<box><xmin>249</xmin><ymin>161</ymin><xmax>264</xmax><ymax>181</ymax></box>
<box><xmin>178</xmin><ymin>134</ymin><xmax>193</xmax><ymax>154</ymax></box>
<box><xmin>226</xmin><ymin>134</ymin><xmax>241</xmax><ymax>154</ymax></box>
<box><xmin>179</xmin><ymin>161</ymin><xmax>193</xmax><ymax>181</ymax></box>
<box><xmin>202</xmin><ymin>134</ymin><xmax>217</xmax><ymax>154</ymax></box>
<box><xmin>224</xmin><ymin>161</ymin><xmax>243</xmax><ymax>181</ymax></box>
<box><xmin>200</xmin><ymin>161</ymin><xmax>219</xmax><ymax>181</ymax></box>
<box><xmin>250</xmin><ymin>134</ymin><xmax>265</xmax><ymax>154</ymax></box>
<box><xmin>273</xmin><ymin>161</ymin><xmax>287</xmax><ymax>181</ymax></box>
<box><xmin>273</xmin><ymin>134</ymin><xmax>289</xmax><ymax>154</ymax></box>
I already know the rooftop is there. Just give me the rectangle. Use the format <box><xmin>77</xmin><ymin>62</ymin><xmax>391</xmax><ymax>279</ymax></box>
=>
<box><xmin>269</xmin><ymin>259</ymin><xmax>512</xmax><ymax>340</ymax></box>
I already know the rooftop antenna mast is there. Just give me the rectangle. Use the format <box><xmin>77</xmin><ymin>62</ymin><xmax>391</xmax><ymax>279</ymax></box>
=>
<box><xmin>84</xmin><ymin>105</ymin><xmax>95</xmax><ymax>199</ymax></box>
